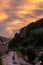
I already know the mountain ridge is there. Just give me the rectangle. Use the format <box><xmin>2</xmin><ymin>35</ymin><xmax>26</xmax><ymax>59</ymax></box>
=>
<box><xmin>0</xmin><ymin>36</ymin><xmax>10</xmax><ymax>43</ymax></box>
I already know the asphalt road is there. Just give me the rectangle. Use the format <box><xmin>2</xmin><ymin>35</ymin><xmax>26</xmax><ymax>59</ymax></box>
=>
<box><xmin>2</xmin><ymin>51</ymin><xmax>39</xmax><ymax>65</ymax></box>
<box><xmin>2</xmin><ymin>51</ymin><xmax>14</xmax><ymax>65</ymax></box>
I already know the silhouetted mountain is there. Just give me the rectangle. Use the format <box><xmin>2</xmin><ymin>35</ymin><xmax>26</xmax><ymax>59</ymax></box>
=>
<box><xmin>9</xmin><ymin>18</ymin><xmax>43</xmax><ymax>49</ymax></box>
<box><xmin>27</xmin><ymin>18</ymin><xmax>43</xmax><ymax>30</ymax></box>
<box><xmin>0</xmin><ymin>36</ymin><xmax>10</xmax><ymax>43</ymax></box>
<box><xmin>20</xmin><ymin>18</ymin><xmax>43</xmax><ymax>37</ymax></box>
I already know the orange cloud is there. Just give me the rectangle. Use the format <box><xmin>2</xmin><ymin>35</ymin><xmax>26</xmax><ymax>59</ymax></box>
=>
<box><xmin>6</xmin><ymin>20</ymin><xmax>24</xmax><ymax>27</ymax></box>
<box><xmin>5</xmin><ymin>26</ymin><xmax>19</xmax><ymax>36</ymax></box>
<box><xmin>5</xmin><ymin>27</ymin><xmax>16</xmax><ymax>34</ymax></box>
<box><xmin>5</xmin><ymin>20</ymin><xmax>25</xmax><ymax>34</ymax></box>
<box><xmin>0</xmin><ymin>0</ymin><xmax>43</xmax><ymax>38</ymax></box>
<box><xmin>30</xmin><ymin>0</ymin><xmax>43</xmax><ymax>3</ymax></box>
<box><xmin>1</xmin><ymin>0</ymin><xmax>10</xmax><ymax>8</ymax></box>
<box><xmin>0</xmin><ymin>11</ymin><xmax>8</xmax><ymax>22</ymax></box>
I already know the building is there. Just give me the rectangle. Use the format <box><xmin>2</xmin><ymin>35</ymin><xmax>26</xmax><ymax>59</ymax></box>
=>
<box><xmin>0</xmin><ymin>41</ymin><xmax>8</xmax><ymax>55</ymax></box>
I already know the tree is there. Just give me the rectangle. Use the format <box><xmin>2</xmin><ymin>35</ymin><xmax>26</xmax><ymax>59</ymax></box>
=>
<box><xmin>30</xmin><ymin>28</ymin><xmax>43</xmax><ymax>48</ymax></box>
<box><xmin>26</xmin><ymin>47</ymin><xmax>36</xmax><ymax>65</ymax></box>
<box><xmin>0</xmin><ymin>52</ymin><xmax>2</xmax><ymax>65</ymax></box>
<box><xmin>18</xmin><ymin>47</ymin><xmax>25</xmax><ymax>56</ymax></box>
<box><xmin>9</xmin><ymin>33</ymin><xmax>20</xmax><ymax>49</ymax></box>
<box><xmin>0</xmin><ymin>52</ymin><xmax>2</xmax><ymax>56</ymax></box>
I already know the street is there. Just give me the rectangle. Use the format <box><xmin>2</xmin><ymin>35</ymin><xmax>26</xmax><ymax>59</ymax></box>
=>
<box><xmin>2</xmin><ymin>51</ymin><xmax>40</xmax><ymax>65</ymax></box>
<box><xmin>2</xmin><ymin>51</ymin><xmax>14</xmax><ymax>65</ymax></box>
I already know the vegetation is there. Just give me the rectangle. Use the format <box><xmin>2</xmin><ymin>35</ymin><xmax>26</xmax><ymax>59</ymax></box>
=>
<box><xmin>0</xmin><ymin>52</ymin><xmax>3</xmax><ymax>65</ymax></box>
<box><xmin>29</xmin><ymin>28</ymin><xmax>43</xmax><ymax>48</ymax></box>
<box><xmin>26</xmin><ymin>47</ymin><xmax>36</xmax><ymax>61</ymax></box>
<box><xmin>9</xmin><ymin>18</ymin><xmax>43</xmax><ymax>64</ymax></box>
<box><xmin>17</xmin><ymin>46</ymin><xmax>37</xmax><ymax>65</ymax></box>
<box><xmin>18</xmin><ymin>47</ymin><xmax>25</xmax><ymax>56</ymax></box>
<box><xmin>0</xmin><ymin>58</ymin><xmax>3</xmax><ymax>65</ymax></box>
<box><xmin>0</xmin><ymin>52</ymin><xmax>2</xmax><ymax>56</ymax></box>
<box><xmin>9</xmin><ymin>18</ymin><xmax>43</xmax><ymax>49</ymax></box>
<box><xmin>9</xmin><ymin>28</ymin><xmax>43</xmax><ymax>51</ymax></box>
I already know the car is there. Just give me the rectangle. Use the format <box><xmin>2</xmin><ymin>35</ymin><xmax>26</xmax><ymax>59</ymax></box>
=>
<box><xmin>19</xmin><ymin>62</ymin><xmax>24</xmax><ymax>65</ymax></box>
<box><xmin>12</xmin><ymin>56</ymin><xmax>15</xmax><ymax>60</ymax></box>
<box><xmin>19</xmin><ymin>62</ymin><xmax>27</xmax><ymax>65</ymax></box>
<box><xmin>13</xmin><ymin>61</ymin><xmax>17</xmax><ymax>64</ymax></box>
<box><xmin>12</xmin><ymin>55</ymin><xmax>15</xmax><ymax>60</ymax></box>
<box><xmin>19</xmin><ymin>63</ymin><xmax>23</xmax><ymax>65</ymax></box>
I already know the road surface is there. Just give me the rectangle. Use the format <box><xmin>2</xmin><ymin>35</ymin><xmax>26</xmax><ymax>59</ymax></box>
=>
<box><xmin>2</xmin><ymin>51</ymin><xmax>39</xmax><ymax>65</ymax></box>
<box><xmin>2</xmin><ymin>51</ymin><xmax>14</xmax><ymax>65</ymax></box>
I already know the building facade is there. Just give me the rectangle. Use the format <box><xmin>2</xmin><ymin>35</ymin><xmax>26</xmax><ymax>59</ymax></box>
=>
<box><xmin>0</xmin><ymin>41</ymin><xmax>8</xmax><ymax>55</ymax></box>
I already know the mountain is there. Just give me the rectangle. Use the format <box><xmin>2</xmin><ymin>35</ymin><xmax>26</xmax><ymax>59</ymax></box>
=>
<box><xmin>26</xmin><ymin>18</ymin><xmax>43</xmax><ymax>30</ymax></box>
<box><xmin>9</xmin><ymin>18</ymin><xmax>43</xmax><ymax>49</ymax></box>
<box><xmin>0</xmin><ymin>36</ymin><xmax>10</xmax><ymax>43</ymax></box>
<box><xmin>20</xmin><ymin>18</ymin><xmax>43</xmax><ymax>37</ymax></box>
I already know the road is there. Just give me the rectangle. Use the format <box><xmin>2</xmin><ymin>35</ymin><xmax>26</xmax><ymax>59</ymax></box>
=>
<box><xmin>2</xmin><ymin>51</ymin><xmax>40</xmax><ymax>65</ymax></box>
<box><xmin>2</xmin><ymin>51</ymin><xmax>14</xmax><ymax>65</ymax></box>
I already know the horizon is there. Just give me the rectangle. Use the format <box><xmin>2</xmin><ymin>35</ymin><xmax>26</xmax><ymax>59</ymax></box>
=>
<box><xmin>0</xmin><ymin>0</ymin><xmax>43</xmax><ymax>38</ymax></box>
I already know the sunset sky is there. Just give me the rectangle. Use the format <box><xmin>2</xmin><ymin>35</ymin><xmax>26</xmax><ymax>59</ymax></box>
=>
<box><xmin>0</xmin><ymin>0</ymin><xmax>43</xmax><ymax>38</ymax></box>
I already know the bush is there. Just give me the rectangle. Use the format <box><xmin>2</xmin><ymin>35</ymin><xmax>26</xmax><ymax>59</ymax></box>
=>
<box><xmin>18</xmin><ymin>47</ymin><xmax>25</xmax><ymax>56</ymax></box>
<box><xmin>26</xmin><ymin>47</ymin><xmax>36</xmax><ymax>61</ymax></box>
<box><xmin>0</xmin><ymin>52</ymin><xmax>2</xmax><ymax>56</ymax></box>
<box><xmin>0</xmin><ymin>57</ymin><xmax>2</xmax><ymax>65</ymax></box>
<box><xmin>0</xmin><ymin>52</ymin><xmax>3</xmax><ymax>65</ymax></box>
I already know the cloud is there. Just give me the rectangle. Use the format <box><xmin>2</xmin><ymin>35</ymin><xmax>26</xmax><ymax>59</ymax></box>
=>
<box><xmin>29</xmin><ymin>0</ymin><xmax>43</xmax><ymax>3</ymax></box>
<box><xmin>5</xmin><ymin>27</ymin><xmax>19</xmax><ymax>38</ymax></box>
<box><xmin>33</xmin><ymin>10</ymin><xmax>43</xmax><ymax>16</ymax></box>
<box><xmin>6</xmin><ymin>20</ymin><xmax>24</xmax><ymax>28</ymax></box>
<box><xmin>39</xmin><ymin>2</ymin><xmax>43</xmax><ymax>9</ymax></box>
<box><xmin>24</xmin><ymin>14</ymin><xmax>35</xmax><ymax>18</ymax></box>
<box><xmin>5</xmin><ymin>27</ymin><xmax>15</xmax><ymax>34</ymax></box>
<box><xmin>4</xmin><ymin>20</ymin><xmax>25</xmax><ymax>37</ymax></box>
<box><xmin>0</xmin><ymin>11</ymin><xmax>8</xmax><ymax>23</ymax></box>
<box><xmin>0</xmin><ymin>0</ymin><xmax>43</xmax><ymax>38</ymax></box>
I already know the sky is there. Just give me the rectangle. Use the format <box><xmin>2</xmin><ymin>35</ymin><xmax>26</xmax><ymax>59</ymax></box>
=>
<box><xmin>0</xmin><ymin>0</ymin><xmax>43</xmax><ymax>38</ymax></box>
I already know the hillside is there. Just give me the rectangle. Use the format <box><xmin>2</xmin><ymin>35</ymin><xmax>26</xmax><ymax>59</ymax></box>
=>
<box><xmin>20</xmin><ymin>18</ymin><xmax>43</xmax><ymax>37</ymax></box>
<box><xmin>0</xmin><ymin>36</ymin><xmax>10</xmax><ymax>43</ymax></box>
<box><xmin>9</xmin><ymin>18</ymin><xmax>43</xmax><ymax>49</ymax></box>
